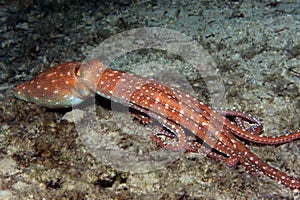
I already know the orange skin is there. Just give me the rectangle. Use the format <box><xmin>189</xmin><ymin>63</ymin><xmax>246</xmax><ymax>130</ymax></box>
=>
<box><xmin>14</xmin><ymin>60</ymin><xmax>300</xmax><ymax>190</ymax></box>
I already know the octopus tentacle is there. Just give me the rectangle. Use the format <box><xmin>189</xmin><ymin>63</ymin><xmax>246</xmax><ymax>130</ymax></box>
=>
<box><xmin>222</xmin><ymin>129</ymin><xmax>300</xmax><ymax>190</ymax></box>
<box><xmin>196</xmin><ymin>98</ymin><xmax>300</xmax><ymax>145</ymax></box>
<box><xmin>217</xmin><ymin>109</ymin><xmax>263</xmax><ymax>135</ymax></box>
<box><xmin>129</xmin><ymin>83</ymin><xmax>236</xmax><ymax>155</ymax></box>
<box><xmin>129</xmin><ymin>82</ymin><xmax>247</xmax><ymax>169</ymax></box>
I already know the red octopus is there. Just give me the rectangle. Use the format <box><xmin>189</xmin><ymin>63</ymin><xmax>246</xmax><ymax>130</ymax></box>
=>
<box><xmin>14</xmin><ymin>60</ymin><xmax>300</xmax><ymax>190</ymax></box>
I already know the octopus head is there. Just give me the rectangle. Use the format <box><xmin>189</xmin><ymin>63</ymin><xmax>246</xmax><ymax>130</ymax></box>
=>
<box><xmin>77</xmin><ymin>60</ymin><xmax>107</xmax><ymax>92</ymax></box>
<box><xmin>14</xmin><ymin>62</ymin><xmax>92</xmax><ymax>108</ymax></box>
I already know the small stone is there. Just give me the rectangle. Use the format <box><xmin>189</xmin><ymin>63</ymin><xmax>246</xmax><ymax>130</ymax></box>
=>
<box><xmin>62</xmin><ymin>109</ymin><xmax>86</xmax><ymax>123</ymax></box>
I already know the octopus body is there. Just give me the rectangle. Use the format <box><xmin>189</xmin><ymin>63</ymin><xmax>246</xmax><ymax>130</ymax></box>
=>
<box><xmin>14</xmin><ymin>60</ymin><xmax>300</xmax><ymax>190</ymax></box>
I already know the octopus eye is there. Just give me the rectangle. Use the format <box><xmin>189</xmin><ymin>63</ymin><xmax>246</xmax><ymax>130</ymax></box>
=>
<box><xmin>74</xmin><ymin>65</ymin><xmax>81</xmax><ymax>77</ymax></box>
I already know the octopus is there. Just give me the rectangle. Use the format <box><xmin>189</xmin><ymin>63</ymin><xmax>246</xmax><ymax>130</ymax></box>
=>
<box><xmin>14</xmin><ymin>60</ymin><xmax>300</xmax><ymax>190</ymax></box>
